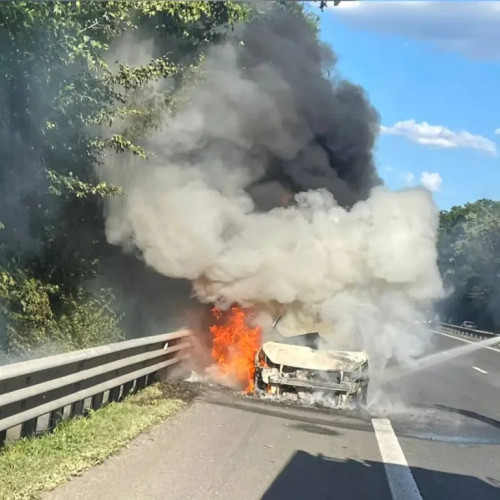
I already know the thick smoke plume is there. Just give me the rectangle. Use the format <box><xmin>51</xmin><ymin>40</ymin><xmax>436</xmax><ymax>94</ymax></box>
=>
<box><xmin>103</xmin><ymin>7</ymin><xmax>444</xmax><ymax>373</ymax></box>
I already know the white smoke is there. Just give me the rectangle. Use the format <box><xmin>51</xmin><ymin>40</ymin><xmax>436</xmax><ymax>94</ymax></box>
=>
<box><xmin>102</xmin><ymin>33</ymin><xmax>444</xmax><ymax>375</ymax></box>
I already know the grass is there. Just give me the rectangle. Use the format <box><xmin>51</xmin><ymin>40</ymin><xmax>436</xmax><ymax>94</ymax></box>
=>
<box><xmin>0</xmin><ymin>383</ymin><xmax>195</xmax><ymax>500</ymax></box>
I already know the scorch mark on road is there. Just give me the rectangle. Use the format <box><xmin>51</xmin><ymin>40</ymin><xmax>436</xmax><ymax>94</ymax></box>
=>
<box><xmin>472</xmin><ymin>366</ymin><xmax>488</xmax><ymax>374</ymax></box>
<box><xmin>372</xmin><ymin>418</ymin><xmax>423</xmax><ymax>500</ymax></box>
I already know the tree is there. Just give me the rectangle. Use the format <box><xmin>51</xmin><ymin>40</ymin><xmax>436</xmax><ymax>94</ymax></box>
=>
<box><xmin>0</xmin><ymin>1</ymin><xmax>250</xmax><ymax>356</ymax></box>
<box><xmin>438</xmin><ymin>199</ymin><xmax>500</xmax><ymax>331</ymax></box>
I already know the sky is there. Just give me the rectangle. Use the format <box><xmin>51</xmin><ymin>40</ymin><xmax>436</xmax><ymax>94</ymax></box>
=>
<box><xmin>309</xmin><ymin>1</ymin><xmax>500</xmax><ymax>210</ymax></box>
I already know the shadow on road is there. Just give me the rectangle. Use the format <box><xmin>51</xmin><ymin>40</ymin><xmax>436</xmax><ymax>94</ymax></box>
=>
<box><xmin>291</xmin><ymin>422</ymin><xmax>340</xmax><ymax>437</ymax></box>
<box><xmin>261</xmin><ymin>451</ymin><xmax>500</xmax><ymax>500</ymax></box>
<box><xmin>262</xmin><ymin>451</ymin><xmax>389</xmax><ymax>500</ymax></box>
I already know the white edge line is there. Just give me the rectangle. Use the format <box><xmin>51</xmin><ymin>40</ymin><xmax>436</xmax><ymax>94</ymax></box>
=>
<box><xmin>433</xmin><ymin>330</ymin><xmax>500</xmax><ymax>353</ymax></box>
<box><xmin>472</xmin><ymin>366</ymin><xmax>488</xmax><ymax>374</ymax></box>
<box><xmin>372</xmin><ymin>417</ymin><xmax>423</xmax><ymax>500</ymax></box>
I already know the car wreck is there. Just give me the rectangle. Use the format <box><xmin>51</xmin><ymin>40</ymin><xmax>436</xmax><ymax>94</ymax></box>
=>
<box><xmin>253</xmin><ymin>337</ymin><xmax>369</xmax><ymax>406</ymax></box>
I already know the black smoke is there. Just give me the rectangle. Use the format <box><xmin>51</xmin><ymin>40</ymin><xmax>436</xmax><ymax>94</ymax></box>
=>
<box><xmin>240</xmin><ymin>7</ymin><xmax>381</xmax><ymax>209</ymax></box>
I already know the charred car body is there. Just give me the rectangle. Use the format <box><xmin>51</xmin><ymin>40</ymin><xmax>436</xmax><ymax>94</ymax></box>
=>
<box><xmin>254</xmin><ymin>339</ymin><xmax>369</xmax><ymax>406</ymax></box>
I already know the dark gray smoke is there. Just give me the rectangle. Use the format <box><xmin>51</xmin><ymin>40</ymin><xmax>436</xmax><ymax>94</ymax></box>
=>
<box><xmin>138</xmin><ymin>7</ymin><xmax>381</xmax><ymax>212</ymax></box>
<box><xmin>239</xmin><ymin>9</ymin><xmax>381</xmax><ymax>208</ymax></box>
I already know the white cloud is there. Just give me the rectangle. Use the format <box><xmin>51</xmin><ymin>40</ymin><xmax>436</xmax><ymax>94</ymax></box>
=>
<box><xmin>398</xmin><ymin>169</ymin><xmax>442</xmax><ymax>192</ymax></box>
<box><xmin>420</xmin><ymin>171</ymin><xmax>442</xmax><ymax>192</ymax></box>
<box><xmin>329</xmin><ymin>1</ymin><xmax>500</xmax><ymax>61</ymax></box>
<box><xmin>381</xmin><ymin>120</ymin><xmax>497</xmax><ymax>155</ymax></box>
<box><xmin>401</xmin><ymin>171</ymin><xmax>415</xmax><ymax>186</ymax></box>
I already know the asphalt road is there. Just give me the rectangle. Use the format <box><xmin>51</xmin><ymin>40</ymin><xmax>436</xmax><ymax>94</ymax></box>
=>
<box><xmin>47</xmin><ymin>331</ymin><xmax>500</xmax><ymax>500</ymax></box>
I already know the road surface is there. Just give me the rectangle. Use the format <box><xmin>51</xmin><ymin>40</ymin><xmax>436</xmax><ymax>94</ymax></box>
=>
<box><xmin>47</xmin><ymin>331</ymin><xmax>500</xmax><ymax>500</ymax></box>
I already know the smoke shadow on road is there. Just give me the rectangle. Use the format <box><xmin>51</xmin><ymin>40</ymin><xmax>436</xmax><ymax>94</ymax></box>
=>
<box><xmin>262</xmin><ymin>451</ymin><xmax>500</xmax><ymax>500</ymax></box>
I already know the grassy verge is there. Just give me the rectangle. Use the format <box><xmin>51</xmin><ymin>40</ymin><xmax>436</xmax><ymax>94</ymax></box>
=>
<box><xmin>0</xmin><ymin>383</ymin><xmax>195</xmax><ymax>500</ymax></box>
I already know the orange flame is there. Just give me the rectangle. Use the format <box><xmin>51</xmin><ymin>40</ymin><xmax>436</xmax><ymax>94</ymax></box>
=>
<box><xmin>210</xmin><ymin>305</ymin><xmax>262</xmax><ymax>393</ymax></box>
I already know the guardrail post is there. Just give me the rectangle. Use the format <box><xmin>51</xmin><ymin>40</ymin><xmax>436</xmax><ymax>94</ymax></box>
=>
<box><xmin>91</xmin><ymin>392</ymin><xmax>104</xmax><ymax>410</ymax></box>
<box><xmin>20</xmin><ymin>418</ymin><xmax>38</xmax><ymax>438</ymax></box>
<box><xmin>0</xmin><ymin>430</ymin><xmax>6</xmax><ymax>447</ymax></box>
<box><xmin>49</xmin><ymin>408</ymin><xmax>64</xmax><ymax>430</ymax></box>
<box><xmin>146</xmin><ymin>371</ymin><xmax>158</xmax><ymax>386</ymax></box>
<box><xmin>134</xmin><ymin>376</ymin><xmax>147</xmax><ymax>393</ymax></box>
<box><xmin>71</xmin><ymin>400</ymin><xmax>84</xmax><ymax>418</ymax></box>
<box><xmin>108</xmin><ymin>386</ymin><xmax>121</xmax><ymax>403</ymax></box>
<box><xmin>121</xmin><ymin>381</ymin><xmax>134</xmax><ymax>400</ymax></box>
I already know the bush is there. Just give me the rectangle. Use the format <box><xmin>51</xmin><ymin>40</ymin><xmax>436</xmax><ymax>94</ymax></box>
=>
<box><xmin>0</xmin><ymin>268</ymin><xmax>123</xmax><ymax>358</ymax></box>
<box><xmin>0</xmin><ymin>269</ymin><xmax>58</xmax><ymax>355</ymax></box>
<box><xmin>55</xmin><ymin>289</ymin><xmax>124</xmax><ymax>350</ymax></box>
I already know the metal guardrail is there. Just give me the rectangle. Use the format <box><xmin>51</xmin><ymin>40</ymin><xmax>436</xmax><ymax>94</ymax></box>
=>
<box><xmin>0</xmin><ymin>329</ymin><xmax>192</xmax><ymax>446</ymax></box>
<box><xmin>438</xmin><ymin>322</ymin><xmax>499</xmax><ymax>341</ymax></box>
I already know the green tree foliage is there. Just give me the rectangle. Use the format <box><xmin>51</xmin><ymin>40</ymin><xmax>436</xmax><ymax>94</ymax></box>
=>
<box><xmin>0</xmin><ymin>269</ymin><xmax>122</xmax><ymax>356</ymax></box>
<box><xmin>438</xmin><ymin>199</ymin><xmax>500</xmax><ymax>331</ymax></box>
<box><xmin>0</xmin><ymin>1</ymin><xmax>250</xmax><ymax>357</ymax></box>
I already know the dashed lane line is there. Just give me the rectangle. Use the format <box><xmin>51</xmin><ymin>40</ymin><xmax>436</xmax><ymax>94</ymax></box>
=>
<box><xmin>473</xmin><ymin>366</ymin><xmax>488</xmax><ymax>374</ymax></box>
<box><xmin>372</xmin><ymin>418</ymin><xmax>423</xmax><ymax>500</ymax></box>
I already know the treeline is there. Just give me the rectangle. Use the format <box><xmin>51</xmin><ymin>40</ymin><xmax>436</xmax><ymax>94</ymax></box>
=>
<box><xmin>437</xmin><ymin>199</ymin><xmax>500</xmax><ymax>332</ymax></box>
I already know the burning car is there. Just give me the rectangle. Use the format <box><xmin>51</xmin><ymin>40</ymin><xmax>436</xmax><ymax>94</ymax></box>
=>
<box><xmin>254</xmin><ymin>339</ymin><xmax>369</xmax><ymax>406</ymax></box>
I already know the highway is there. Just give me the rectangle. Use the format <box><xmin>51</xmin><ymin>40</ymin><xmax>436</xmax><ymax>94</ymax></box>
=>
<box><xmin>47</xmin><ymin>331</ymin><xmax>500</xmax><ymax>500</ymax></box>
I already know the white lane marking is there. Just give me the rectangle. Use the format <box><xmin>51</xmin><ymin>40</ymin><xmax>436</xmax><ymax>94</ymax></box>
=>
<box><xmin>433</xmin><ymin>330</ymin><xmax>500</xmax><ymax>353</ymax></box>
<box><xmin>372</xmin><ymin>418</ymin><xmax>423</xmax><ymax>500</ymax></box>
<box><xmin>473</xmin><ymin>366</ymin><xmax>488</xmax><ymax>374</ymax></box>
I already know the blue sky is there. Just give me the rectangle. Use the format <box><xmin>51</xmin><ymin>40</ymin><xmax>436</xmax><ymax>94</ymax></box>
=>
<box><xmin>309</xmin><ymin>1</ymin><xmax>500</xmax><ymax>209</ymax></box>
